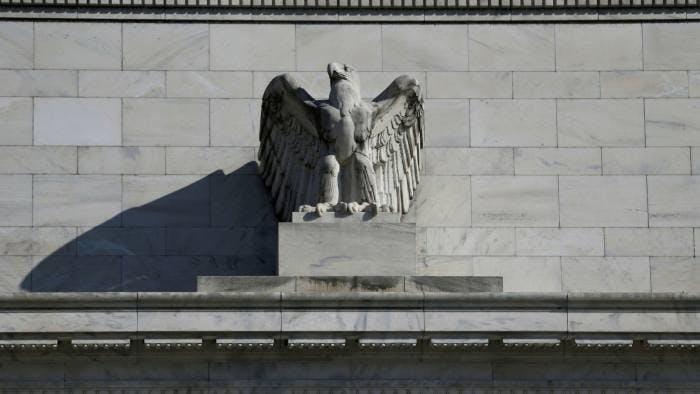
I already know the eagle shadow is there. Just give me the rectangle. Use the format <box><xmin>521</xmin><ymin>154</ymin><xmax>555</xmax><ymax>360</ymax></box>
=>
<box><xmin>20</xmin><ymin>161</ymin><xmax>278</xmax><ymax>292</ymax></box>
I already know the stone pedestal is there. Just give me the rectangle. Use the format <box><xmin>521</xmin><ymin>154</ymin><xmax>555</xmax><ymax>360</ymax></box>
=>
<box><xmin>278</xmin><ymin>213</ymin><xmax>416</xmax><ymax>276</ymax></box>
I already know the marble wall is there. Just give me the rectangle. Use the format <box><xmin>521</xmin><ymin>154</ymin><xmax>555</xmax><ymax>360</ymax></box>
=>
<box><xmin>1</xmin><ymin>21</ymin><xmax>700</xmax><ymax>292</ymax></box>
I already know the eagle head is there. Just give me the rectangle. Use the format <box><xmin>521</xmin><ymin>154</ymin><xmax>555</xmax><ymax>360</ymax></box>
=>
<box><xmin>327</xmin><ymin>62</ymin><xmax>360</xmax><ymax>91</ymax></box>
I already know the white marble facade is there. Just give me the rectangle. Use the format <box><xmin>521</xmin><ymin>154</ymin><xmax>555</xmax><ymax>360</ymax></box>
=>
<box><xmin>1</xmin><ymin>21</ymin><xmax>700</xmax><ymax>293</ymax></box>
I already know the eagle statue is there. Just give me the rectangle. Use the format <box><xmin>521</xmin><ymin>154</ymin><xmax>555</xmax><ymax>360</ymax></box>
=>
<box><xmin>258</xmin><ymin>62</ymin><xmax>424</xmax><ymax>221</ymax></box>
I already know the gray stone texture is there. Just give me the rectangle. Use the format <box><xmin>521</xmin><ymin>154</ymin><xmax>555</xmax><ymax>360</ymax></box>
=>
<box><xmin>123</xmin><ymin>24</ymin><xmax>208</xmax><ymax>70</ymax></box>
<box><xmin>278</xmin><ymin>222</ymin><xmax>416</xmax><ymax>276</ymax></box>
<box><xmin>555</xmin><ymin>24</ymin><xmax>642</xmax><ymax>71</ymax></box>
<box><xmin>35</xmin><ymin>23</ymin><xmax>121</xmax><ymax>70</ymax></box>
<box><xmin>0</xmin><ymin>98</ymin><xmax>32</xmax><ymax>145</ymax></box>
<box><xmin>0</xmin><ymin>20</ymin><xmax>698</xmax><ymax>293</ymax></box>
<box><xmin>0</xmin><ymin>22</ymin><xmax>33</xmax><ymax>69</ymax></box>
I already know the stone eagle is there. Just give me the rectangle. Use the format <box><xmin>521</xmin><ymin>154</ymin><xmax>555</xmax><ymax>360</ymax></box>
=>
<box><xmin>258</xmin><ymin>62</ymin><xmax>424</xmax><ymax>221</ymax></box>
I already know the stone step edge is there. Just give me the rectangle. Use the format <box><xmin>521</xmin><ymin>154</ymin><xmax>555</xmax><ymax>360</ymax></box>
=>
<box><xmin>197</xmin><ymin>275</ymin><xmax>503</xmax><ymax>293</ymax></box>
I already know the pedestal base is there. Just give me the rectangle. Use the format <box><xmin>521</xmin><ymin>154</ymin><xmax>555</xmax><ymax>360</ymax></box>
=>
<box><xmin>278</xmin><ymin>213</ymin><xmax>416</xmax><ymax>276</ymax></box>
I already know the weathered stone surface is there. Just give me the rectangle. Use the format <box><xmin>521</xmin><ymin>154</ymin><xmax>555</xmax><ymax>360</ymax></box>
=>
<box><xmin>601</xmin><ymin>71</ymin><xmax>689</xmax><ymax>98</ymax></box>
<box><xmin>123</xmin><ymin>23</ymin><xmax>208</xmax><ymax>70</ymax></box>
<box><xmin>643</xmin><ymin>23</ymin><xmax>700</xmax><ymax>70</ymax></box>
<box><xmin>0</xmin><ymin>22</ymin><xmax>32</xmax><ymax>68</ymax></box>
<box><xmin>648</xmin><ymin>176</ymin><xmax>700</xmax><ymax>227</ymax></box>
<box><xmin>0</xmin><ymin>147</ymin><xmax>76</xmax><ymax>174</ymax></box>
<box><xmin>0</xmin><ymin>256</ymin><xmax>31</xmax><ymax>293</ymax></box>
<box><xmin>35</xmin><ymin>22</ymin><xmax>121</xmax><ymax>69</ymax></box>
<box><xmin>78</xmin><ymin>147</ymin><xmax>165</xmax><ymax>175</ymax></box>
<box><xmin>383</xmin><ymin>25</ymin><xmax>468</xmax><ymax>71</ymax></box>
<box><xmin>165</xmin><ymin>227</ymin><xmax>275</xmax><ymax>256</ymax></box>
<box><xmin>139</xmin><ymin>310</ymin><xmax>280</xmax><ymax>332</ymax></box>
<box><xmin>514</xmin><ymin>148</ymin><xmax>601</xmax><ymax>175</ymax></box>
<box><xmin>198</xmin><ymin>276</ymin><xmax>295</xmax><ymax>293</ymax></box>
<box><xmin>0</xmin><ymin>227</ymin><xmax>76</xmax><ymax>255</ymax></box>
<box><xmin>166</xmin><ymin>71</ymin><xmax>252</xmax><ymax>98</ymax></box>
<box><xmin>555</xmin><ymin>24</ymin><xmax>642</xmax><ymax>70</ymax></box>
<box><xmin>651</xmin><ymin>257</ymin><xmax>700</xmax><ymax>293</ymax></box>
<box><xmin>33</xmin><ymin>175</ymin><xmax>122</xmax><ymax>227</ymax></box>
<box><xmin>415</xmin><ymin>176</ymin><xmax>470</xmax><ymax>227</ymax></box>
<box><xmin>691</xmin><ymin>71</ymin><xmax>700</xmax><ymax>97</ymax></box>
<box><xmin>424</xmin><ymin>148</ymin><xmax>514</xmax><ymax>176</ymax></box>
<box><xmin>559</xmin><ymin>176</ymin><xmax>647</xmax><ymax>227</ymax></box>
<box><xmin>416</xmin><ymin>256</ymin><xmax>472</xmax><ymax>276</ymax></box>
<box><xmin>422</xmin><ymin>99</ymin><xmax>469</xmax><ymax>147</ymax></box>
<box><xmin>471</xmin><ymin>100</ymin><xmax>556</xmax><ymax>147</ymax></box>
<box><xmin>0</xmin><ymin>98</ymin><xmax>32</xmax><ymax>145</ymax></box>
<box><xmin>569</xmin><ymin>310</ymin><xmax>700</xmax><ymax>333</ymax></box>
<box><xmin>513</xmin><ymin>72</ymin><xmax>599</xmax><ymax>98</ymax></box>
<box><xmin>165</xmin><ymin>147</ymin><xmax>255</xmax><ymax>175</ymax></box>
<box><xmin>211</xmin><ymin>174</ymin><xmax>276</xmax><ymax>227</ymax></box>
<box><xmin>77</xmin><ymin>227</ymin><xmax>165</xmax><ymax>256</ymax></box>
<box><xmin>468</xmin><ymin>24</ymin><xmax>554</xmax><ymax>71</ymax></box>
<box><xmin>278</xmin><ymin>222</ymin><xmax>416</xmax><ymax>276</ymax></box>
<box><xmin>0</xmin><ymin>311</ymin><xmax>136</xmax><ymax>333</ymax></box>
<box><xmin>426</xmin><ymin>310</ymin><xmax>565</xmax><ymax>332</ymax></box>
<box><xmin>516</xmin><ymin>228</ymin><xmax>604</xmax><ymax>256</ymax></box>
<box><xmin>31</xmin><ymin>255</ymin><xmax>122</xmax><ymax>292</ymax></box>
<box><xmin>34</xmin><ymin>98</ymin><xmax>121</xmax><ymax>146</ymax></box>
<box><xmin>122</xmin><ymin>175</ymin><xmax>208</xmax><ymax>227</ymax></box>
<box><xmin>296</xmin><ymin>25</ymin><xmax>382</xmax><ymax>71</ymax></box>
<box><xmin>282</xmin><ymin>309</ymin><xmax>422</xmax><ymax>332</ymax></box>
<box><xmin>426</xmin><ymin>227</ymin><xmax>515</xmax><ymax>256</ymax></box>
<box><xmin>124</xmin><ymin>255</ymin><xmax>275</xmax><ymax>291</ymax></box>
<box><xmin>211</xmin><ymin>25</ymin><xmax>295</xmax><ymax>71</ymax></box>
<box><xmin>296</xmin><ymin>276</ymin><xmax>404</xmax><ymax>292</ymax></box>
<box><xmin>645</xmin><ymin>99</ymin><xmax>700</xmax><ymax>146</ymax></box>
<box><xmin>210</xmin><ymin>99</ymin><xmax>261</xmax><ymax>147</ymax></box>
<box><xmin>79</xmin><ymin>71</ymin><xmax>165</xmax><ymax>98</ymax></box>
<box><xmin>427</xmin><ymin>72</ymin><xmax>512</xmax><ymax>98</ymax></box>
<box><xmin>561</xmin><ymin>257</ymin><xmax>650</xmax><ymax>292</ymax></box>
<box><xmin>0</xmin><ymin>70</ymin><xmax>77</xmax><ymax>97</ymax></box>
<box><xmin>605</xmin><ymin>228</ymin><xmax>694</xmax><ymax>257</ymax></box>
<box><xmin>472</xmin><ymin>176</ymin><xmax>558</xmax><ymax>227</ymax></box>
<box><xmin>557</xmin><ymin>99</ymin><xmax>644</xmax><ymax>147</ymax></box>
<box><xmin>405</xmin><ymin>276</ymin><xmax>502</xmax><ymax>292</ymax></box>
<box><xmin>602</xmin><ymin>147</ymin><xmax>690</xmax><ymax>175</ymax></box>
<box><xmin>123</xmin><ymin>99</ymin><xmax>209</xmax><ymax>146</ymax></box>
<box><xmin>473</xmin><ymin>257</ymin><xmax>562</xmax><ymax>292</ymax></box>
<box><xmin>0</xmin><ymin>175</ymin><xmax>31</xmax><ymax>226</ymax></box>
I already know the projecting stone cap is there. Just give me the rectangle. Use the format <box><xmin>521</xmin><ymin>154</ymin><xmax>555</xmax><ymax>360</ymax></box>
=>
<box><xmin>291</xmin><ymin>212</ymin><xmax>403</xmax><ymax>223</ymax></box>
<box><xmin>196</xmin><ymin>276</ymin><xmax>503</xmax><ymax>293</ymax></box>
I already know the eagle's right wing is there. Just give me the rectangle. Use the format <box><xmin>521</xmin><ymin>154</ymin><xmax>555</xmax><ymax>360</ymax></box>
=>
<box><xmin>259</xmin><ymin>74</ymin><xmax>322</xmax><ymax>221</ymax></box>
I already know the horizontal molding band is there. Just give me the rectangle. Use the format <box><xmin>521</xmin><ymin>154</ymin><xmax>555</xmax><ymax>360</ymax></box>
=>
<box><xmin>1</xmin><ymin>6</ymin><xmax>696</xmax><ymax>22</ymax></box>
<box><xmin>1</xmin><ymin>291</ymin><xmax>699</xmax><ymax>309</ymax></box>
<box><xmin>0</xmin><ymin>0</ymin><xmax>697</xmax><ymax>8</ymax></box>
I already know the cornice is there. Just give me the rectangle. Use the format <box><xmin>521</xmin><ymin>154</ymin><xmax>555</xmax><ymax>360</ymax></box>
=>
<box><xmin>0</xmin><ymin>3</ymin><xmax>697</xmax><ymax>22</ymax></box>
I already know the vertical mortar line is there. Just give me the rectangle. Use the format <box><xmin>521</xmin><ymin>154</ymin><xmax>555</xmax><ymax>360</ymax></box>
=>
<box><xmin>599</xmin><ymin>147</ymin><xmax>603</xmax><ymax>175</ymax></box>
<box><xmin>466</xmin><ymin>25</ymin><xmax>470</xmax><ymax>71</ymax></box>
<box><xmin>597</xmin><ymin>71</ymin><xmax>602</xmax><ymax>99</ymax></box>
<box><xmin>643</xmin><ymin>98</ymin><xmax>647</xmax><ymax>148</ymax></box>
<box><xmin>645</xmin><ymin>174</ymin><xmax>649</xmax><ymax>228</ymax></box>
<box><xmin>556</xmin><ymin>175</ymin><xmax>561</xmax><ymax>228</ymax></box>
<box><xmin>640</xmin><ymin>22</ymin><xmax>645</xmax><ymax>72</ymax></box>
<box><xmin>559</xmin><ymin>256</ymin><xmax>564</xmax><ymax>293</ymax></box>
<box><xmin>121</xmin><ymin>22</ymin><xmax>124</xmax><ymax>71</ymax></box>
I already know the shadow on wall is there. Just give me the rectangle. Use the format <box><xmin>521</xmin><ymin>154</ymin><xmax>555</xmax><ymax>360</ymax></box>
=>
<box><xmin>20</xmin><ymin>162</ymin><xmax>278</xmax><ymax>293</ymax></box>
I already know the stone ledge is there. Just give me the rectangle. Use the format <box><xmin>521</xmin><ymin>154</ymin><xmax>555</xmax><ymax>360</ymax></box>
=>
<box><xmin>196</xmin><ymin>276</ymin><xmax>503</xmax><ymax>293</ymax></box>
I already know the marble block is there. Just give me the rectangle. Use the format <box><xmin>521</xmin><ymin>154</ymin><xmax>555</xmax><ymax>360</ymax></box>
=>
<box><xmin>278</xmin><ymin>215</ymin><xmax>416</xmax><ymax>276</ymax></box>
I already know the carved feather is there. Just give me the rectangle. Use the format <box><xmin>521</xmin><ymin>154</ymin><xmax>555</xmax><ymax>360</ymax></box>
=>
<box><xmin>258</xmin><ymin>74</ymin><xmax>322</xmax><ymax>221</ymax></box>
<box><xmin>368</xmin><ymin>75</ymin><xmax>424</xmax><ymax>214</ymax></box>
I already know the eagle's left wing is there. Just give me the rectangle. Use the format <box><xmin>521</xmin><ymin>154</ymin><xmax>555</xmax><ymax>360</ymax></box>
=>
<box><xmin>368</xmin><ymin>75</ymin><xmax>424</xmax><ymax>214</ymax></box>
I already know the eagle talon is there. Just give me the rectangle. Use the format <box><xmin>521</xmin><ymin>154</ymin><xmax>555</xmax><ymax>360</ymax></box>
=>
<box><xmin>316</xmin><ymin>202</ymin><xmax>332</xmax><ymax>216</ymax></box>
